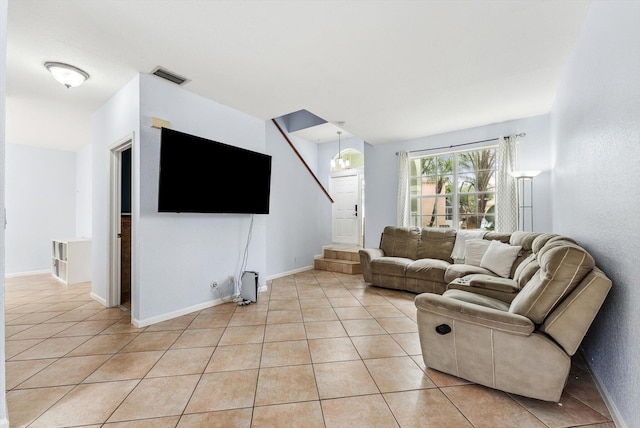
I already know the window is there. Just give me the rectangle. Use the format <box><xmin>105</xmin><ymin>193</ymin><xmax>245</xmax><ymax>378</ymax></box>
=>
<box><xmin>409</xmin><ymin>147</ymin><xmax>497</xmax><ymax>230</ymax></box>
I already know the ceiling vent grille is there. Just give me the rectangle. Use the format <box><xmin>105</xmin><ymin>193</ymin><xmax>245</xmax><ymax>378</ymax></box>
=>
<box><xmin>150</xmin><ymin>66</ymin><xmax>190</xmax><ymax>86</ymax></box>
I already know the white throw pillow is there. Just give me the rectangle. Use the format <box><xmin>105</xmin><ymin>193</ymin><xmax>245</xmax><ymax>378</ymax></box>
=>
<box><xmin>480</xmin><ymin>240</ymin><xmax>522</xmax><ymax>278</ymax></box>
<box><xmin>464</xmin><ymin>239</ymin><xmax>492</xmax><ymax>267</ymax></box>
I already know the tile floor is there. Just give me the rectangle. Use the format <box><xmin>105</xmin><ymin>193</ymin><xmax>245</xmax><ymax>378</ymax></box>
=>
<box><xmin>5</xmin><ymin>271</ymin><xmax>616</xmax><ymax>427</ymax></box>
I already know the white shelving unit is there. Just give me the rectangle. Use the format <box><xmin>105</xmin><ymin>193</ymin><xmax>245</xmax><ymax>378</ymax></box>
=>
<box><xmin>51</xmin><ymin>238</ymin><xmax>92</xmax><ymax>285</ymax></box>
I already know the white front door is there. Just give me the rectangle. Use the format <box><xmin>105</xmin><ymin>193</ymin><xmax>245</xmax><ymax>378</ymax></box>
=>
<box><xmin>330</xmin><ymin>173</ymin><xmax>361</xmax><ymax>244</ymax></box>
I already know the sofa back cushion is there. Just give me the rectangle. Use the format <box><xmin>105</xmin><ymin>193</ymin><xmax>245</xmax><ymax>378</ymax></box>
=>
<box><xmin>509</xmin><ymin>241</ymin><xmax>595</xmax><ymax>324</ymax></box>
<box><xmin>418</xmin><ymin>228</ymin><xmax>457</xmax><ymax>261</ymax></box>
<box><xmin>380</xmin><ymin>226</ymin><xmax>421</xmax><ymax>259</ymax></box>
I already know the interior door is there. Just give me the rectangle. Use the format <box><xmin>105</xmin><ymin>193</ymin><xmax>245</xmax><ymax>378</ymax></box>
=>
<box><xmin>331</xmin><ymin>173</ymin><xmax>360</xmax><ymax>244</ymax></box>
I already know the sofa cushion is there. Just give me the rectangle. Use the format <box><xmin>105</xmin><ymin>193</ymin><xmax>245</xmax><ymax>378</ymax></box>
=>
<box><xmin>406</xmin><ymin>258</ymin><xmax>450</xmax><ymax>283</ymax></box>
<box><xmin>509</xmin><ymin>241</ymin><xmax>595</xmax><ymax>324</ymax></box>
<box><xmin>370</xmin><ymin>257</ymin><xmax>414</xmax><ymax>277</ymax></box>
<box><xmin>480</xmin><ymin>240</ymin><xmax>522</xmax><ymax>278</ymax></box>
<box><xmin>444</xmin><ymin>264</ymin><xmax>493</xmax><ymax>283</ymax></box>
<box><xmin>465</xmin><ymin>239</ymin><xmax>491</xmax><ymax>266</ymax></box>
<box><xmin>380</xmin><ymin>226</ymin><xmax>421</xmax><ymax>259</ymax></box>
<box><xmin>443</xmin><ymin>289</ymin><xmax>511</xmax><ymax>311</ymax></box>
<box><xmin>418</xmin><ymin>228</ymin><xmax>457</xmax><ymax>262</ymax></box>
<box><xmin>450</xmin><ymin>229</ymin><xmax>485</xmax><ymax>262</ymax></box>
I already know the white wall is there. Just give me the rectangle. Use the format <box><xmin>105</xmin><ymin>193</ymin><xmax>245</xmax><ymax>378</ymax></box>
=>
<box><xmin>266</xmin><ymin>120</ymin><xmax>332</xmax><ymax>275</ymax></box>
<box><xmin>550</xmin><ymin>1</ymin><xmax>640</xmax><ymax>425</ymax></box>
<box><xmin>134</xmin><ymin>73</ymin><xmax>268</xmax><ymax>322</ymax></box>
<box><xmin>0</xmin><ymin>0</ymin><xmax>8</xmax><ymax>423</ymax></box>
<box><xmin>362</xmin><ymin>114</ymin><xmax>552</xmax><ymax>246</ymax></box>
<box><xmin>75</xmin><ymin>143</ymin><xmax>92</xmax><ymax>237</ymax></box>
<box><xmin>4</xmin><ymin>144</ymin><xmax>76</xmax><ymax>274</ymax></box>
<box><xmin>91</xmin><ymin>75</ymin><xmax>140</xmax><ymax>308</ymax></box>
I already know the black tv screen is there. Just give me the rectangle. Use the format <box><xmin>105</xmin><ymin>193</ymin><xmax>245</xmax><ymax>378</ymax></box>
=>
<box><xmin>158</xmin><ymin>128</ymin><xmax>272</xmax><ymax>214</ymax></box>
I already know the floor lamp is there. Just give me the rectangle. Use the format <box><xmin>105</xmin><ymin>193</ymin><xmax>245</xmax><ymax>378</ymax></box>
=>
<box><xmin>509</xmin><ymin>170</ymin><xmax>541</xmax><ymax>231</ymax></box>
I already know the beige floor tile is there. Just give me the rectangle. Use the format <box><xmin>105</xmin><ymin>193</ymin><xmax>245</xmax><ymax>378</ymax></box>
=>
<box><xmin>299</xmin><ymin>297</ymin><xmax>332</xmax><ymax>308</ymax></box>
<box><xmin>314</xmin><ymin>360</ymin><xmax>379</xmax><ymax>399</ymax></box>
<box><xmin>187</xmin><ymin>312</ymin><xmax>233</xmax><ymax>329</ymax></box>
<box><xmin>107</xmin><ymin>375</ymin><xmax>200</xmax><ymax>422</ymax></box>
<box><xmin>84</xmin><ymin>351</ymin><xmax>164</xmax><ymax>382</ymax></box>
<box><xmin>377</xmin><ymin>316</ymin><xmax>418</xmax><ymax>333</ymax></box>
<box><xmin>268</xmin><ymin>298</ymin><xmax>301</xmax><ymax>310</ymax></box>
<box><xmin>18</xmin><ymin>354</ymin><xmax>112</xmax><ymax>388</ymax></box>
<box><xmin>7</xmin><ymin>385</ymin><xmax>74</xmax><ymax>428</ymax></box>
<box><xmin>54</xmin><ymin>319</ymin><xmax>119</xmax><ymax>337</ymax></box>
<box><xmin>384</xmin><ymin>389</ymin><xmax>474</xmax><ymax>427</ymax></box>
<box><xmin>228</xmin><ymin>310</ymin><xmax>268</xmax><ymax>327</ymax></box>
<box><xmin>321</xmin><ymin>394</ymin><xmax>399</xmax><ymax>428</ymax></box>
<box><xmin>297</xmin><ymin>288</ymin><xmax>327</xmax><ymax>299</ymax></box>
<box><xmin>120</xmin><ymin>330</ymin><xmax>181</xmax><ymax>352</ymax></box>
<box><xmin>177</xmin><ymin>408</ymin><xmax>253</xmax><ymax>427</ymax></box>
<box><xmin>328</xmin><ymin>296</ymin><xmax>362</xmax><ymax>307</ymax></box>
<box><xmin>304</xmin><ymin>320</ymin><xmax>348</xmax><ymax>339</ymax></box>
<box><xmin>510</xmin><ymin>391</ymin><xmax>611</xmax><ymax>427</ymax></box>
<box><xmin>100</xmin><ymin>319</ymin><xmax>147</xmax><ymax>335</ymax></box>
<box><xmin>367</xmin><ymin>305</ymin><xmax>407</xmax><ymax>318</ymax></box>
<box><xmin>5</xmin><ymin>324</ymin><xmax>33</xmax><ymax>338</ymax></box>
<box><xmin>218</xmin><ymin>325</ymin><xmax>265</xmax><ymax>345</ymax></box>
<box><xmin>564</xmin><ymin>368</ymin><xmax>612</xmax><ymax>417</ymax></box>
<box><xmin>391</xmin><ymin>331</ymin><xmax>422</xmax><ymax>355</ymax></box>
<box><xmin>10</xmin><ymin>335</ymin><xmax>90</xmax><ymax>360</ymax></box>
<box><xmin>351</xmin><ymin>334</ymin><xmax>407</xmax><ymax>359</ymax></box>
<box><xmin>443</xmin><ymin>384</ymin><xmax>549</xmax><ymax>428</ymax></box>
<box><xmin>171</xmin><ymin>327</ymin><xmax>224</xmax><ymax>349</ymax></box>
<box><xmin>308</xmin><ymin>337</ymin><xmax>360</xmax><ymax>363</ymax></box>
<box><xmin>205</xmin><ymin>343</ymin><xmax>262</xmax><ymax>372</ymax></box>
<box><xmin>301</xmin><ymin>307</ymin><xmax>338</xmax><ymax>322</ymax></box>
<box><xmin>86</xmin><ymin>307</ymin><xmax>131</xmax><ymax>321</ymax></box>
<box><xmin>185</xmin><ymin>370</ymin><xmax>258</xmax><ymax>413</ymax></box>
<box><xmin>68</xmin><ymin>333</ymin><xmax>139</xmax><ymax>355</ymax></box>
<box><xmin>144</xmin><ymin>314</ymin><xmax>197</xmax><ymax>331</ymax></box>
<box><xmin>264</xmin><ymin>322</ymin><xmax>306</xmax><ymax>342</ymax></box>
<box><xmin>254</xmin><ymin>364</ymin><xmax>318</xmax><ymax>406</ymax></box>
<box><xmin>423</xmin><ymin>366</ymin><xmax>473</xmax><ymax>387</ymax></box>
<box><xmin>9</xmin><ymin>321</ymin><xmax>78</xmax><ymax>340</ymax></box>
<box><xmin>6</xmin><ymin>311</ymin><xmax>65</xmax><ymax>325</ymax></box>
<box><xmin>5</xmin><ymin>358</ymin><xmax>56</xmax><ymax>390</ymax></box>
<box><xmin>260</xmin><ymin>339</ymin><xmax>311</xmax><ymax>367</ymax></box>
<box><xmin>45</xmin><ymin>309</ymin><xmax>103</xmax><ymax>323</ymax></box>
<box><xmin>104</xmin><ymin>416</ymin><xmax>181</xmax><ymax>427</ymax></box>
<box><xmin>341</xmin><ymin>319</ymin><xmax>387</xmax><ymax>336</ymax></box>
<box><xmin>5</xmin><ymin>338</ymin><xmax>43</xmax><ymax>359</ymax></box>
<box><xmin>146</xmin><ymin>347</ymin><xmax>214</xmax><ymax>377</ymax></box>
<box><xmin>30</xmin><ymin>380</ymin><xmax>139</xmax><ymax>427</ymax></box>
<box><xmin>252</xmin><ymin>401</ymin><xmax>324</xmax><ymax>428</ymax></box>
<box><xmin>365</xmin><ymin>356</ymin><xmax>436</xmax><ymax>392</ymax></box>
<box><xmin>266</xmin><ymin>309</ymin><xmax>303</xmax><ymax>324</ymax></box>
<box><xmin>333</xmin><ymin>306</ymin><xmax>373</xmax><ymax>320</ymax></box>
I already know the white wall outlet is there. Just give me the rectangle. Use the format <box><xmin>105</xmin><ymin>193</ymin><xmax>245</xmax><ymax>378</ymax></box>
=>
<box><xmin>210</xmin><ymin>280</ymin><xmax>218</xmax><ymax>290</ymax></box>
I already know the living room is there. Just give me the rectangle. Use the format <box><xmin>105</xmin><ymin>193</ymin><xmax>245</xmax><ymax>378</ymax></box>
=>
<box><xmin>1</xmin><ymin>1</ymin><xmax>638</xmax><ymax>427</ymax></box>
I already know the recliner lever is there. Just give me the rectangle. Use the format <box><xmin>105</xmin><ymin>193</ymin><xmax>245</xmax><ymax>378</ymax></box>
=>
<box><xmin>435</xmin><ymin>324</ymin><xmax>452</xmax><ymax>335</ymax></box>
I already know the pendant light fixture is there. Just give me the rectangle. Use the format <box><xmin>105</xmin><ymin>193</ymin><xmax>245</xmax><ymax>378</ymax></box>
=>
<box><xmin>331</xmin><ymin>122</ymin><xmax>349</xmax><ymax>169</ymax></box>
<box><xmin>44</xmin><ymin>62</ymin><xmax>90</xmax><ymax>88</ymax></box>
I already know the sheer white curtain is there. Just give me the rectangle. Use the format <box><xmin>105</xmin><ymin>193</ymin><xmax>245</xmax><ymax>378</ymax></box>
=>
<box><xmin>495</xmin><ymin>135</ymin><xmax>519</xmax><ymax>233</ymax></box>
<box><xmin>397</xmin><ymin>151</ymin><xmax>411</xmax><ymax>227</ymax></box>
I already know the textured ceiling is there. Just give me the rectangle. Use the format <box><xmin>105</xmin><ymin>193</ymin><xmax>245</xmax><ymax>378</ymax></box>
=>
<box><xmin>6</xmin><ymin>0</ymin><xmax>591</xmax><ymax>151</ymax></box>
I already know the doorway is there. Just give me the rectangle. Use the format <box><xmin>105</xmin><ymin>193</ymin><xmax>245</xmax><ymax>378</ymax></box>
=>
<box><xmin>330</xmin><ymin>170</ymin><xmax>363</xmax><ymax>245</ymax></box>
<box><xmin>108</xmin><ymin>134</ymin><xmax>133</xmax><ymax>312</ymax></box>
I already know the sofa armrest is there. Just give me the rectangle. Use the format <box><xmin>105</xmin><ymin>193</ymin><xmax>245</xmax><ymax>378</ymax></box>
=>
<box><xmin>359</xmin><ymin>248</ymin><xmax>385</xmax><ymax>282</ymax></box>
<box><xmin>415</xmin><ymin>292</ymin><xmax>535</xmax><ymax>336</ymax></box>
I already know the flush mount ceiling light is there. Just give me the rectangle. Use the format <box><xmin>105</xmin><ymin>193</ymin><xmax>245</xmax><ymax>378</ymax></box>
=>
<box><xmin>44</xmin><ymin>62</ymin><xmax>90</xmax><ymax>88</ymax></box>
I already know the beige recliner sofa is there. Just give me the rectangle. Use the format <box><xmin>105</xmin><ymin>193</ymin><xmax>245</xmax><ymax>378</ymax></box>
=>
<box><xmin>414</xmin><ymin>237</ymin><xmax>612</xmax><ymax>402</ymax></box>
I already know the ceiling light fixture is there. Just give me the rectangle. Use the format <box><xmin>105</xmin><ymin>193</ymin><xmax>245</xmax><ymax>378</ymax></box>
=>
<box><xmin>44</xmin><ymin>62</ymin><xmax>90</xmax><ymax>88</ymax></box>
<box><xmin>331</xmin><ymin>122</ymin><xmax>349</xmax><ymax>169</ymax></box>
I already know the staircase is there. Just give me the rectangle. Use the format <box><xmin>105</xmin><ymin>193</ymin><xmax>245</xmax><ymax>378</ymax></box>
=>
<box><xmin>314</xmin><ymin>245</ymin><xmax>362</xmax><ymax>275</ymax></box>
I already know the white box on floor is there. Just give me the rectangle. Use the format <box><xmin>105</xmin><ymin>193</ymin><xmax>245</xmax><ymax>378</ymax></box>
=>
<box><xmin>241</xmin><ymin>271</ymin><xmax>258</xmax><ymax>302</ymax></box>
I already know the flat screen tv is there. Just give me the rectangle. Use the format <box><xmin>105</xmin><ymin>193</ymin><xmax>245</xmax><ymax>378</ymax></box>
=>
<box><xmin>158</xmin><ymin>128</ymin><xmax>272</xmax><ymax>214</ymax></box>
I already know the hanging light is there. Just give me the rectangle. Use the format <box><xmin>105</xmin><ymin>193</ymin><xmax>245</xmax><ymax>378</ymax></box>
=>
<box><xmin>44</xmin><ymin>62</ymin><xmax>90</xmax><ymax>88</ymax></box>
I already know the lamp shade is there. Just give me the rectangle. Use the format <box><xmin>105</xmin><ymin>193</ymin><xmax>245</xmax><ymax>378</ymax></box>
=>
<box><xmin>45</xmin><ymin>62</ymin><xmax>89</xmax><ymax>88</ymax></box>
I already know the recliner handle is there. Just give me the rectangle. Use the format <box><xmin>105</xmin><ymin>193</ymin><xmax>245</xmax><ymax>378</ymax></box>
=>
<box><xmin>435</xmin><ymin>324</ymin><xmax>452</xmax><ymax>335</ymax></box>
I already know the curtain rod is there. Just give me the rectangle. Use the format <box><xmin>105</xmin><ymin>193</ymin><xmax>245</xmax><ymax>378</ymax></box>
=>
<box><xmin>395</xmin><ymin>132</ymin><xmax>526</xmax><ymax>155</ymax></box>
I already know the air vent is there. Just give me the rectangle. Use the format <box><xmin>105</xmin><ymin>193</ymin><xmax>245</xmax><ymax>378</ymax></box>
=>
<box><xmin>150</xmin><ymin>66</ymin><xmax>190</xmax><ymax>86</ymax></box>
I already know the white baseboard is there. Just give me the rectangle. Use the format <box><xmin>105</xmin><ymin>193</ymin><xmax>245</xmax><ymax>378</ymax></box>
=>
<box><xmin>265</xmin><ymin>265</ymin><xmax>313</xmax><ymax>281</ymax></box>
<box><xmin>0</xmin><ymin>417</ymin><xmax>9</xmax><ymax>428</ymax></box>
<box><xmin>132</xmin><ymin>298</ymin><xmax>225</xmax><ymax>328</ymax></box>
<box><xmin>4</xmin><ymin>269</ymin><xmax>50</xmax><ymax>278</ymax></box>
<box><xmin>89</xmin><ymin>292</ymin><xmax>107</xmax><ymax>307</ymax></box>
